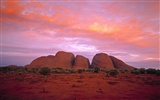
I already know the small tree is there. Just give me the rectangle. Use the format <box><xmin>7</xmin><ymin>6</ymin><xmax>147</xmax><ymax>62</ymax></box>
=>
<box><xmin>39</xmin><ymin>67</ymin><xmax>51</xmax><ymax>75</ymax></box>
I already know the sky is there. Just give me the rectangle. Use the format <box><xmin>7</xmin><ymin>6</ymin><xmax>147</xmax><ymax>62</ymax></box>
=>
<box><xmin>0</xmin><ymin>0</ymin><xmax>160</xmax><ymax>69</ymax></box>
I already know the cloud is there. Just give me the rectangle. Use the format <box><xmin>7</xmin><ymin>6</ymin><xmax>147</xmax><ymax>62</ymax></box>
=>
<box><xmin>1</xmin><ymin>1</ymin><xmax>159</xmax><ymax>68</ymax></box>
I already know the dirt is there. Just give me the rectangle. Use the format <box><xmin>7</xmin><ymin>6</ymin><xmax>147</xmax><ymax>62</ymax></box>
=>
<box><xmin>0</xmin><ymin>72</ymin><xmax>160</xmax><ymax>100</ymax></box>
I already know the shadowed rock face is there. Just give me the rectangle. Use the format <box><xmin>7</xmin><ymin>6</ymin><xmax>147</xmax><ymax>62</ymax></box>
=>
<box><xmin>29</xmin><ymin>55</ymin><xmax>55</xmax><ymax>68</ymax></box>
<box><xmin>74</xmin><ymin>55</ymin><xmax>90</xmax><ymax>69</ymax></box>
<box><xmin>110</xmin><ymin>56</ymin><xmax>134</xmax><ymax>70</ymax></box>
<box><xmin>91</xmin><ymin>53</ymin><xmax>114</xmax><ymax>69</ymax></box>
<box><xmin>54</xmin><ymin>51</ymin><xmax>75</xmax><ymax>68</ymax></box>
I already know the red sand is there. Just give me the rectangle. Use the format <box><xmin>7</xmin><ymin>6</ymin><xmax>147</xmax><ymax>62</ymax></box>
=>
<box><xmin>0</xmin><ymin>72</ymin><xmax>160</xmax><ymax>100</ymax></box>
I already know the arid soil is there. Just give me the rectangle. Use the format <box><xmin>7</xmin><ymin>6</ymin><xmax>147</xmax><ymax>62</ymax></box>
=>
<box><xmin>0</xmin><ymin>72</ymin><xmax>160</xmax><ymax>100</ymax></box>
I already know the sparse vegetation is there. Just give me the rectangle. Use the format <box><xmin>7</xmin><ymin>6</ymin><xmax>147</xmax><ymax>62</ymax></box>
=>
<box><xmin>131</xmin><ymin>69</ymin><xmax>140</xmax><ymax>75</ymax></box>
<box><xmin>93</xmin><ymin>67</ymin><xmax>100</xmax><ymax>73</ymax></box>
<box><xmin>77</xmin><ymin>69</ymin><xmax>84</xmax><ymax>73</ymax></box>
<box><xmin>139</xmin><ymin>68</ymin><xmax>146</xmax><ymax>74</ymax></box>
<box><xmin>108</xmin><ymin>69</ymin><xmax>119</xmax><ymax>76</ymax></box>
<box><xmin>39</xmin><ymin>67</ymin><xmax>51</xmax><ymax>75</ymax></box>
<box><xmin>108</xmin><ymin>81</ymin><xmax>119</xmax><ymax>85</ymax></box>
<box><xmin>146</xmin><ymin>68</ymin><xmax>157</xmax><ymax>74</ymax></box>
<box><xmin>0</xmin><ymin>65</ymin><xmax>160</xmax><ymax>100</ymax></box>
<box><xmin>156</xmin><ymin>70</ymin><xmax>160</xmax><ymax>76</ymax></box>
<box><xmin>51</xmin><ymin>67</ymin><xmax>64</xmax><ymax>73</ymax></box>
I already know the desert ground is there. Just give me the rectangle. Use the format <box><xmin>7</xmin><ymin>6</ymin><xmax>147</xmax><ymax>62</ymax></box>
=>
<box><xmin>0</xmin><ymin>67</ymin><xmax>160</xmax><ymax>100</ymax></box>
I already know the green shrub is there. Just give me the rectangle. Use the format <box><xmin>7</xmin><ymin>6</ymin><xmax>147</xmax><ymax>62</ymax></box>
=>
<box><xmin>119</xmin><ymin>69</ymin><xmax>126</xmax><ymax>73</ymax></box>
<box><xmin>124</xmin><ymin>69</ymin><xmax>129</xmax><ymax>72</ymax></box>
<box><xmin>86</xmin><ymin>69</ymin><xmax>93</xmax><ymax>73</ymax></box>
<box><xmin>139</xmin><ymin>68</ymin><xmax>146</xmax><ymax>74</ymax></box>
<box><xmin>108</xmin><ymin>69</ymin><xmax>119</xmax><ymax>76</ymax></box>
<box><xmin>52</xmin><ymin>67</ymin><xmax>64</xmax><ymax>73</ymax></box>
<box><xmin>70</xmin><ymin>69</ymin><xmax>76</xmax><ymax>73</ymax></box>
<box><xmin>39</xmin><ymin>67</ymin><xmax>51</xmax><ymax>75</ymax></box>
<box><xmin>77</xmin><ymin>69</ymin><xmax>84</xmax><ymax>73</ymax></box>
<box><xmin>105</xmin><ymin>70</ymin><xmax>110</xmax><ymax>74</ymax></box>
<box><xmin>30</xmin><ymin>68</ymin><xmax>38</xmax><ymax>73</ymax></box>
<box><xmin>156</xmin><ymin>70</ymin><xmax>160</xmax><ymax>76</ymax></box>
<box><xmin>131</xmin><ymin>69</ymin><xmax>140</xmax><ymax>75</ymax></box>
<box><xmin>94</xmin><ymin>67</ymin><xmax>100</xmax><ymax>73</ymax></box>
<box><xmin>146</xmin><ymin>68</ymin><xmax>156</xmax><ymax>74</ymax></box>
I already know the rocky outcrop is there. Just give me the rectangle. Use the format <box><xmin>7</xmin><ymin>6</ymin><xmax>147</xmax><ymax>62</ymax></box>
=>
<box><xmin>109</xmin><ymin>56</ymin><xmax>134</xmax><ymax>70</ymax></box>
<box><xmin>74</xmin><ymin>55</ymin><xmax>90</xmax><ymax>69</ymax></box>
<box><xmin>27</xmin><ymin>51</ymin><xmax>134</xmax><ymax>69</ymax></box>
<box><xmin>27</xmin><ymin>51</ymin><xmax>75</xmax><ymax>68</ymax></box>
<box><xmin>53</xmin><ymin>51</ymin><xmax>75</xmax><ymax>68</ymax></box>
<box><xmin>28</xmin><ymin>55</ymin><xmax>55</xmax><ymax>68</ymax></box>
<box><xmin>91</xmin><ymin>53</ymin><xmax>114</xmax><ymax>69</ymax></box>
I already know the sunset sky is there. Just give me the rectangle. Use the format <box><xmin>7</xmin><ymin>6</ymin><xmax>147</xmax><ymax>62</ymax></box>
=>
<box><xmin>1</xmin><ymin>0</ymin><xmax>159</xmax><ymax>69</ymax></box>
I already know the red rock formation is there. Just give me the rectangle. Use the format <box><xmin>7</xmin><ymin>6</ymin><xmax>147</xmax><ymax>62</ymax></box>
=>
<box><xmin>28</xmin><ymin>55</ymin><xmax>55</xmax><ymax>68</ymax></box>
<box><xmin>109</xmin><ymin>56</ymin><xmax>134</xmax><ymax>70</ymax></box>
<box><xmin>74</xmin><ymin>55</ymin><xmax>90</xmax><ymax>69</ymax></box>
<box><xmin>91</xmin><ymin>53</ymin><xmax>114</xmax><ymax>69</ymax></box>
<box><xmin>54</xmin><ymin>51</ymin><xmax>75</xmax><ymax>68</ymax></box>
<box><xmin>27</xmin><ymin>51</ymin><xmax>134</xmax><ymax>69</ymax></box>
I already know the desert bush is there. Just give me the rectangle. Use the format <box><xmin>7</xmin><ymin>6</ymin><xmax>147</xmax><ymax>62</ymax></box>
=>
<box><xmin>94</xmin><ymin>67</ymin><xmax>100</xmax><ymax>73</ymax></box>
<box><xmin>108</xmin><ymin>81</ymin><xmax>119</xmax><ymax>85</ymax></box>
<box><xmin>119</xmin><ymin>69</ymin><xmax>126</xmax><ymax>73</ymax></box>
<box><xmin>0</xmin><ymin>67</ymin><xmax>9</xmax><ymax>73</ymax></box>
<box><xmin>131</xmin><ymin>69</ymin><xmax>140</xmax><ymax>75</ymax></box>
<box><xmin>77</xmin><ymin>69</ymin><xmax>84</xmax><ymax>73</ymax></box>
<box><xmin>86</xmin><ymin>69</ymin><xmax>94</xmax><ymax>73</ymax></box>
<box><xmin>25</xmin><ymin>67</ymin><xmax>39</xmax><ymax>73</ymax></box>
<box><xmin>69</xmin><ymin>69</ymin><xmax>76</xmax><ymax>73</ymax></box>
<box><xmin>124</xmin><ymin>69</ymin><xmax>129</xmax><ymax>72</ymax></box>
<box><xmin>156</xmin><ymin>70</ymin><xmax>160</xmax><ymax>76</ymax></box>
<box><xmin>30</xmin><ymin>68</ymin><xmax>38</xmax><ymax>73</ymax></box>
<box><xmin>105</xmin><ymin>70</ymin><xmax>110</xmax><ymax>74</ymax></box>
<box><xmin>108</xmin><ymin>69</ymin><xmax>119</xmax><ymax>76</ymax></box>
<box><xmin>139</xmin><ymin>68</ymin><xmax>146</xmax><ymax>74</ymax></box>
<box><xmin>64</xmin><ymin>69</ymin><xmax>72</xmax><ymax>74</ymax></box>
<box><xmin>39</xmin><ymin>67</ymin><xmax>51</xmax><ymax>75</ymax></box>
<box><xmin>146</xmin><ymin>68</ymin><xmax>156</xmax><ymax>74</ymax></box>
<box><xmin>52</xmin><ymin>67</ymin><xmax>64</xmax><ymax>73</ymax></box>
<box><xmin>100</xmin><ymin>69</ymin><xmax>106</xmax><ymax>73</ymax></box>
<box><xmin>0</xmin><ymin>66</ymin><xmax>22</xmax><ymax>73</ymax></box>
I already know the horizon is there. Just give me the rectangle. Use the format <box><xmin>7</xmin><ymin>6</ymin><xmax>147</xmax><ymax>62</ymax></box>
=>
<box><xmin>1</xmin><ymin>0</ymin><xmax>160</xmax><ymax>69</ymax></box>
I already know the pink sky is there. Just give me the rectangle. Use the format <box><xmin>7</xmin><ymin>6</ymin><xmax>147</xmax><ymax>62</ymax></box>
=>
<box><xmin>1</xmin><ymin>0</ymin><xmax>160</xmax><ymax>68</ymax></box>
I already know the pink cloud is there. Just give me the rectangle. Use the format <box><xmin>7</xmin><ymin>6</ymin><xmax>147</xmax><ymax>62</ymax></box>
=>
<box><xmin>1</xmin><ymin>1</ymin><xmax>159</xmax><ymax>68</ymax></box>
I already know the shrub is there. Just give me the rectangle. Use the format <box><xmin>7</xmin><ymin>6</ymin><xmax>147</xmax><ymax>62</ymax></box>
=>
<box><xmin>39</xmin><ymin>67</ymin><xmax>51</xmax><ymax>75</ymax></box>
<box><xmin>156</xmin><ymin>70</ymin><xmax>160</xmax><ymax>76</ymax></box>
<box><xmin>77</xmin><ymin>69</ymin><xmax>84</xmax><ymax>73</ymax></box>
<box><xmin>146</xmin><ymin>68</ymin><xmax>156</xmax><ymax>74</ymax></box>
<box><xmin>119</xmin><ymin>69</ymin><xmax>126</xmax><ymax>73</ymax></box>
<box><xmin>131</xmin><ymin>69</ymin><xmax>140</xmax><ymax>75</ymax></box>
<box><xmin>94</xmin><ymin>67</ymin><xmax>100</xmax><ymax>73</ymax></box>
<box><xmin>69</xmin><ymin>69</ymin><xmax>76</xmax><ymax>73</ymax></box>
<box><xmin>139</xmin><ymin>68</ymin><xmax>146</xmax><ymax>74</ymax></box>
<box><xmin>124</xmin><ymin>69</ymin><xmax>129</xmax><ymax>72</ymax></box>
<box><xmin>86</xmin><ymin>69</ymin><xmax>93</xmax><ymax>73</ymax></box>
<box><xmin>108</xmin><ymin>69</ymin><xmax>119</xmax><ymax>76</ymax></box>
<box><xmin>30</xmin><ymin>68</ymin><xmax>38</xmax><ymax>73</ymax></box>
<box><xmin>52</xmin><ymin>67</ymin><xmax>64</xmax><ymax>73</ymax></box>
